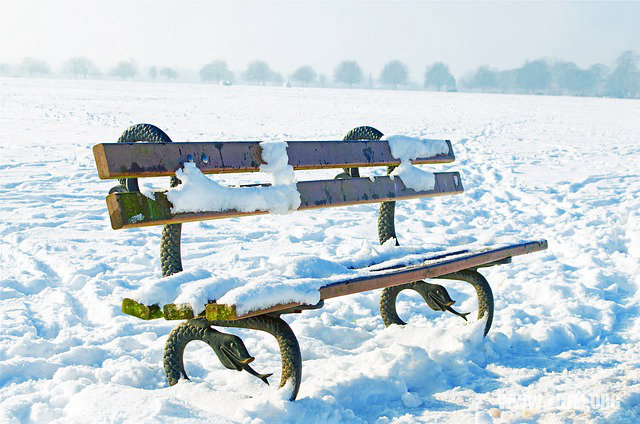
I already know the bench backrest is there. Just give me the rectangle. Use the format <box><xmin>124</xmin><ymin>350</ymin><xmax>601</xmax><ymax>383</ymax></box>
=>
<box><xmin>93</xmin><ymin>139</ymin><xmax>464</xmax><ymax>230</ymax></box>
<box><xmin>93</xmin><ymin>140</ymin><xmax>455</xmax><ymax>178</ymax></box>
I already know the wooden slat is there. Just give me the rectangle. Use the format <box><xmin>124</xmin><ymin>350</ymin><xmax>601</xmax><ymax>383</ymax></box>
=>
<box><xmin>234</xmin><ymin>240</ymin><xmax>548</xmax><ymax>319</ymax></box>
<box><xmin>93</xmin><ymin>140</ymin><xmax>455</xmax><ymax>179</ymax></box>
<box><xmin>318</xmin><ymin>240</ymin><xmax>547</xmax><ymax>300</ymax></box>
<box><xmin>106</xmin><ymin>172</ymin><xmax>463</xmax><ymax>229</ymax></box>
<box><xmin>120</xmin><ymin>240</ymin><xmax>548</xmax><ymax>321</ymax></box>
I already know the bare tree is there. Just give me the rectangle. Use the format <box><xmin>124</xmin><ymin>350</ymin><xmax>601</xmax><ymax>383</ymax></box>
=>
<box><xmin>334</xmin><ymin>60</ymin><xmax>363</xmax><ymax>87</ymax></box>
<box><xmin>111</xmin><ymin>60</ymin><xmax>137</xmax><ymax>80</ymax></box>
<box><xmin>467</xmin><ymin>66</ymin><xmax>498</xmax><ymax>92</ymax></box>
<box><xmin>587</xmin><ymin>64</ymin><xmax>609</xmax><ymax>96</ymax></box>
<box><xmin>200</xmin><ymin>60</ymin><xmax>233</xmax><ymax>83</ymax></box>
<box><xmin>605</xmin><ymin>50</ymin><xmax>640</xmax><ymax>98</ymax></box>
<box><xmin>380</xmin><ymin>60</ymin><xmax>409</xmax><ymax>89</ymax></box>
<box><xmin>516</xmin><ymin>60</ymin><xmax>551</xmax><ymax>93</ymax></box>
<box><xmin>22</xmin><ymin>57</ymin><xmax>50</xmax><ymax>76</ymax></box>
<box><xmin>63</xmin><ymin>56</ymin><xmax>95</xmax><ymax>79</ymax></box>
<box><xmin>270</xmin><ymin>70</ymin><xmax>283</xmax><ymax>85</ymax></box>
<box><xmin>424</xmin><ymin>62</ymin><xmax>455</xmax><ymax>91</ymax></box>
<box><xmin>291</xmin><ymin>65</ymin><xmax>316</xmax><ymax>86</ymax></box>
<box><xmin>243</xmin><ymin>60</ymin><xmax>274</xmax><ymax>85</ymax></box>
<box><xmin>496</xmin><ymin>69</ymin><xmax>517</xmax><ymax>93</ymax></box>
<box><xmin>148</xmin><ymin>66</ymin><xmax>158</xmax><ymax>81</ymax></box>
<box><xmin>160</xmin><ymin>67</ymin><xmax>178</xmax><ymax>80</ymax></box>
<box><xmin>551</xmin><ymin>61</ymin><xmax>595</xmax><ymax>95</ymax></box>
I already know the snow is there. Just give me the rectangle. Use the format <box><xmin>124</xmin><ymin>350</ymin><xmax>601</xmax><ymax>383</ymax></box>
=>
<box><xmin>387</xmin><ymin>135</ymin><xmax>449</xmax><ymax>191</ymax></box>
<box><xmin>167</xmin><ymin>141</ymin><xmax>300</xmax><ymax>215</ymax></box>
<box><xmin>1</xmin><ymin>77</ymin><xmax>640</xmax><ymax>423</ymax></box>
<box><xmin>389</xmin><ymin>161</ymin><xmax>436</xmax><ymax>192</ymax></box>
<box><xmin>132</xmin><ymin>238</ymin><xmax>478</xmax><ymax>315</ymax></box>
<box><xmin>387</xmin><ymin>135</ymin><xmax>449</xmax><ymax>160</ymax></box>
<box><xmin>258</xmin><ymin>140</ymin><xmax>297</xmax><ymax>186</ymax></box>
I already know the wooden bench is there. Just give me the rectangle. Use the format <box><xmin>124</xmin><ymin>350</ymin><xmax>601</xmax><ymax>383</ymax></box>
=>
<box><xmin>93</xmin><ymin>123</ymin><xmax>547</xmax><ymax>400</ymax></box>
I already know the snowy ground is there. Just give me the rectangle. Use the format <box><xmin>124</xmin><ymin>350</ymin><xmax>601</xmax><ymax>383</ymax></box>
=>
<box><xmin>1</xmin><ymin>78</ymin><xmax>639</xmax><ymax>423</ymax></box>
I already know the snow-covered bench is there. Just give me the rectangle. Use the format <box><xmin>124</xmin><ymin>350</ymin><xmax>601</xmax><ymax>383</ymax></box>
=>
<box><xmin>93</xmin><ymin>123</ymin><xmax>547</xmax><ymax>401</ymax></box>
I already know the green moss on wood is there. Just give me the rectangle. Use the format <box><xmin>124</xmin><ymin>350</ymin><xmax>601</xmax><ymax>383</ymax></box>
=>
<box><xmin>122</xmin><ymin>298</ymin><xmax>163</xmax><ymax>320</ymax></box>
<box><xmin>148</xmin><ymin>304</ymin><xmax>164</xmax><ymax>319</ymax></box>
<box><xmin>118</xmin><ymin>192</ymin><xmax>173</xmax><ymax>225</ymax></box>
<box><xmin>163</xmin><ymin>303</ymin><xmax>195</xmax><ymax>320</ymax></box>
<box><xmin>205</xmin><ymin>303</ymin><xmax>237</xmax><ymax>321</ymax></box>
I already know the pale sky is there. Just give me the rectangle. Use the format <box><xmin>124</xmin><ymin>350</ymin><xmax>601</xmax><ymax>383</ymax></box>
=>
<box><xmin>1</xmin><ymin>1</ymin><xmax>639</xmax><ymax>78</ymax></box>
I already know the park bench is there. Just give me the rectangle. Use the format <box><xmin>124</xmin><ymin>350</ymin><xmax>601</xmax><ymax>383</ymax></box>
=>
<box><xmin>93</xmin><ymin>123</ymin><xmax>547</xmax><ymax>400</ymax></box>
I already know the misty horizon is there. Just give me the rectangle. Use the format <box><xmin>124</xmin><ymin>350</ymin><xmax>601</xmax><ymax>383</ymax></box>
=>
<box><xmin>2</xmin><ymin>1</ymin><xmax>639</xmax><ymax>77</ymax></box>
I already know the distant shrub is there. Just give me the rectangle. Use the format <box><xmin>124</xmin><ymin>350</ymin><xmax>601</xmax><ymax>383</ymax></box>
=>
<box><xmin>380</xmin><ymin>60</ymin><xmax>409</xmax><ymax>89</ymax></box>
<box><xmin>291</xmin><ymin>66</ymin><xmax>317</xmax><ymax>86</ymax></box>
<box><xmin>111</xmin><ymin>60</ymin><xmax>137</xmax><ymax>80</ymax></box>
<box><xmin>424</xmin><ymin>62</ymin><xmax>455</xmax><ymax>91</ymax></box>
<box><xmin>200</xmin><ymin>60</ymin><xmax>233</xmax><ymax>83</ymax></box>
<box><xmin>334</xmin><ymin>60</ymin><xmax>363</xmax><ymax>87</ymax></box>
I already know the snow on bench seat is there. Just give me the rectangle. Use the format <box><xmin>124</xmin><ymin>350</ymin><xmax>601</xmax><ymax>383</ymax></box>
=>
<box><xmin>121</xmin><ymin>240</ymin><xmax>548</xmax><ymax>321</ymax></box>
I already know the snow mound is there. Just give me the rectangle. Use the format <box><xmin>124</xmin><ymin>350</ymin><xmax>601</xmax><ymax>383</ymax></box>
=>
<box><xmin>387</xmin><ymin>135</ymin><xmax>449</xmax><ymax>191</ymax></box>
<box><xmin>130</xmin><ymin>238</ymin><xmax>473</xmax><ymax>315</ymax></box>
<box><xmin>167</xmin><ymin>140</ymin><xmax>301</xmax><ymax>214</ymax></box>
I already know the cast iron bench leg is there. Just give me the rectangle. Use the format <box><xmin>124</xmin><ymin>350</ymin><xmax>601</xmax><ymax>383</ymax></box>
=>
<box><xmin>115</xmin><ymin>123</ymin><xmax>183</xmax><ymax>277</ymax></box>
<box><xmin>379</xmin><ymin>270</ymin><xmax>494</xmax><ymax>336</ymax></box>
<box><xmin>164</xmin><ymin>315</ymin><xmax>302</xmax><ymax>400</ymax></box>
<box><xmin>433</xmin><ymin>270</ymin><xmax>494</xmax><ymax>336</ymax></box>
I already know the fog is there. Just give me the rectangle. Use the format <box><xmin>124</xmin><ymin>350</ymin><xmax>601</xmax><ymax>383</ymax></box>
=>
<box><xmin>2</xmin><ymin>1</ymin><xmax>639</xmax><ymax>75</ymax></box>
<box><xmin>1</xmin><ymin>1</ymin><xmax>639</xmax><ymax>98</ymax></box>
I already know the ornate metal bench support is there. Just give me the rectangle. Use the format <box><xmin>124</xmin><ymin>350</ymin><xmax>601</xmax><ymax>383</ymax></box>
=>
<box><xmin>379</xmin><ymin>280</ymin><xmax>470</xmax><ymax>326</ymax></box>
<box><xmin>116</xmin><ymin>123</ymin><xmax>183</xmax><ymax>277</ymax></box>
<box><xmin>164</xmin><ymin>318</ymin><xmax>271</xmax><ymax>386</ymax></box>
<box><xmin>433</xmin><ymin>269</ymin><xmax>494</xmax><ymax>336</ymax></box>
<box><xmin>378</xmin><ymin>270</ymin><xmax>494</xmax><ymax>336</ymax></box>
<box><xmin>164</xmin><ymin>315</ymin><xmax>302</xmax><ymax>400</ymax></box>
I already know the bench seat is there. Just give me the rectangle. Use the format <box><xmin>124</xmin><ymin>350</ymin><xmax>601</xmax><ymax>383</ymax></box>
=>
<box><xmin>121</xmin><ymin>240</ymin><xmax>547</xmax><ymax>321</ymax></box>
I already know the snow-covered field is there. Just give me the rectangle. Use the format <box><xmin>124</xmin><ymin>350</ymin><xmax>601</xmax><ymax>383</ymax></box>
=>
<box><xmin>1</xmin><ymin>78</ymin><xmax>639</xmax><ymax>423</ymax></box>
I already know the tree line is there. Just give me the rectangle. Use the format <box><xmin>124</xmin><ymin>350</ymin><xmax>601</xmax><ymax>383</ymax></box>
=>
<box><xmin>193</xmin><ymin>51</ymin><xmax>640</xmax><ymax>98</ymax></box>
<box><xmin>3</xmin><ymin>57</ymin><xmax>180</xmax><ymax>82</ymax></box>
<box><xmin>1</xmin><ymin>51</ymin><xmax>638</xmax><ymax>99</ymax></box>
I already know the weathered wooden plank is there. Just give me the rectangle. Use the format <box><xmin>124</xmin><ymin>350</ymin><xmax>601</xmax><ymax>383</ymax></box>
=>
<box><xmin>121</xmin><ymin>241</ymin><xmax>547</xmax><ymax>321</ymax></box>
<box><xmin>318</xmin><ymin>240</ymin><xmax>548</xmax><ymax>300</ymax></box>
<box><xmin>106</xmin><ymin>172</ymin><xmax>464</xmax><ymax>230</ymax></box>
<box><xmin>93</xmin><ymin>140</ymin><xmax>455</xmax><ymax>179</ymax></box>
